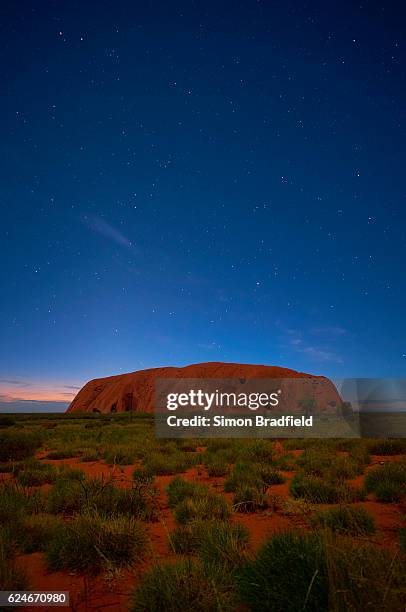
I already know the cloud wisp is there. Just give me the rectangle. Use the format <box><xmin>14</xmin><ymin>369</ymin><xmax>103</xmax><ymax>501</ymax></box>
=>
<box><xmin>84</xmin><ymin>216</ymin><xmax>133</xmax><ymax>250</ymax></box>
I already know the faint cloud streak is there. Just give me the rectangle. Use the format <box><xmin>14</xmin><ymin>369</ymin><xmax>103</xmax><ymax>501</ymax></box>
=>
<box><xmin>84</xmin><ymin>216</ymin><xmax>133</xmax><ymax>250</ymax></box>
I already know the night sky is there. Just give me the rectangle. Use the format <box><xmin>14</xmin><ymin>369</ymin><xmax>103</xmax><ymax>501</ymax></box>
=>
<box><xmin>1</xmin><ymin>1</ymin><xmax>405</xmax><ymax>410</ymax></box>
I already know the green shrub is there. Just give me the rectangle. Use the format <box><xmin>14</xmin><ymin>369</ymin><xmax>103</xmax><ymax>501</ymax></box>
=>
<box><xmin>46</xmin><ymin>511</ymin><xmax>146</xmax><ymax>573</ymax></box>
<box><xmin>0</xmin><ymin>431</ymin><xmax>42</xmax><ymax>461</ymax></box>
<box><xmin>131</xmin><ymin>560</ymin><xmax>235</xmax><ymax>612</ymax></box>
<box><xmin>365</xmin><ymin>462</ymin><xmax>406</xmax><ymax>502</ymax></box>
<box><xmin>290</xmin><ymin>473</ymin><xmax>362</xmax><ymax>504</ymax></box>
<box><xmin>311</xmin><ymin>506</ymin><xmax>375</xmax><ymax>535</ymax></box>
<box><xmin>237</xmin><ymin>531</ymin><xmax>328</xmax><ymax>611</ymax></box>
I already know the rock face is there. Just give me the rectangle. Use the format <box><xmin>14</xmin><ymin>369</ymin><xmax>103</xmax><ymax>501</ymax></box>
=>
<box><xmin>67</xmin><ymin>362</ymin><xmax>342</xmax><ymax>414</ymax></box>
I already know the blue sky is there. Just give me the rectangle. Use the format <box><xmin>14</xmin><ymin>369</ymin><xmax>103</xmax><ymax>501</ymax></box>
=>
<box><xmin>1</xmin><ymin>1</ymin><xmax>405</xmax><ymax>411</ymax></box>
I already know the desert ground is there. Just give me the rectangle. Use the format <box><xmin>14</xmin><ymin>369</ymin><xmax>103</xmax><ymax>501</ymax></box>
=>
<box><xmin>0</xmin><ymin>412</ymin><xmax>405</xmax><ymax>611</ymax></box>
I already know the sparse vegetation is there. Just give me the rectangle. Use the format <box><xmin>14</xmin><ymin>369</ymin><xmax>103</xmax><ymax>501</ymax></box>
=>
<box><xmin>0</xmin><ymin>413</ymin><xmax>404</xmax><ymax>610</ymax></box>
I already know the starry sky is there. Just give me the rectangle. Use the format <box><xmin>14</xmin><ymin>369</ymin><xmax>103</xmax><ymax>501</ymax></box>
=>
<box><xmin>1</xmin><ymin>1</ymin><xmax>405</xmax><ymax>411</ymax></box>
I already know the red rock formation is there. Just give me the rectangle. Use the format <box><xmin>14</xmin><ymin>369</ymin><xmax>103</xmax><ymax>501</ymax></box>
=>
<box><xmin>67</xmin><ymin>362</ymin><xmax>341</xmax><ymax>414</ymax></box>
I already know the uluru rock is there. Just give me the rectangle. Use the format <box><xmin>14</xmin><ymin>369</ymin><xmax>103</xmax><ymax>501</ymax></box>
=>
<box><xmin>67</xmin><ymin>362</ymin><xmax>342</xmax><ymax>414</ymax></box>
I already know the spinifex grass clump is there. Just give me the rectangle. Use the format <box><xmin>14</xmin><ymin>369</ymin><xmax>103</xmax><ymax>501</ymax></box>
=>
<box><xmin>0</xmin><ymin>483</ymin><xmax>44</xmax><ymax>527</ymax></box>
<box><xmin>299</xmin><ymin>446</ymin><xmax>365</xmax><ymax>481</ymax></box>
<box><xmin>197</xmin><ymin>521</ymin><xmax>249</xmax><ymax>573</ymax></box>
<box><xmin>0</xmin><ymin>430</ymin><xmax>43</xmax><ymax>462</ymax></box>
<box><xmin>327</xmin><ymin>537</ymin><xmax>406</xmax><ymax>611</ymax></box>
<box><xmin>311</xmin><ymin>505</ymin><xmax>375</xmax><ymax>535</ymax></box>
<box><xmin>132</xmin><ymin>466</ymin><xmax>154</xmax><ymax>485</ymax></box>
<box><xmin>19</xmin><ymin>513</ymin><xmax>63</xmax><ymax>553</ymax></box>
<box><xmin>131</xmin><ymin>560</ymin><xmax>235</xmax><ymax>612</ymax></box>
<box><xmin>174</xmin><ymin>492</ymin><xmax>231</xmax><ymax>524</ymax></box>
<box><xmin>169</xmin><ymin>520</ymin><xmax>249</xmax><ymax>566</ymax></box>
<box><xmin>224</xmin><ymin>461</ymin><xmax>285</xmax><ymax>493</ymax></box>
<box><xmin>15</xmin><ymin>459</ymin><xmax>57</xmax><ymax>487</ymax></box>
<box><xmin>0</xmin><ymin>531</ymin><xmax>29</xmax><ymax>591</ymax></box>
<box><xmin>0</xmin><ymin>482</ymin><xmax>46</xmax><ymax>557</ymax></box>
<box><xmin>239</xmin><ymin>439</ymin><xmax>274</xmax><ymax>462</ymax></box>
<box><xmin>47</xmin><ymin>475</ymin><xmax>158</xmax><ymax>520</ymax></box>
<box><xmin>202</xmin><ymin>450</ymin><xmax>230</xmax><ymax>477</ymax></box>
<box><xmin>364</xmin><ymin>461</ymin><xmax>406</xmax><ymax>502</ymax></box>
<box><xmin>224</xmin><ymin>461</ymin><xmax>284</xmax><ymax>512</ymax></box>
<box><xmin>233</xmin><ymin>485</ymin><xmax>269</xmax><ymax>513</ymax></box>
<box><xmin>169</xmin><ymin>521</ymin><xmax>205</xmax><ymax>554</ymax></box>
<box><xmin>167</xmin><ymin>476</ymin><xmax>231</xmax><ymax>524</ymax></box>
<box><xmin>237</xmin><ymin>531</ymin><xmax>328</xmax><ymax>612</ymax></box>
<box><xmin>144</xmin><ymin>449</ymin><xmax>198</xmax><ymax>475</ymax></box>
<box><xmin>290</xmin><ymin>473</ymin><xmax>363</xmax><ymax>504</ymax></box>
<box><xmin>46</xmin><ymin>511</ymin><xmax>146</xmax><ymax>574</ymax></box>
<box><xmin>166</xmin><ymin>476</ymin><xmax>209</xmax><ymax>508</ymax></box>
